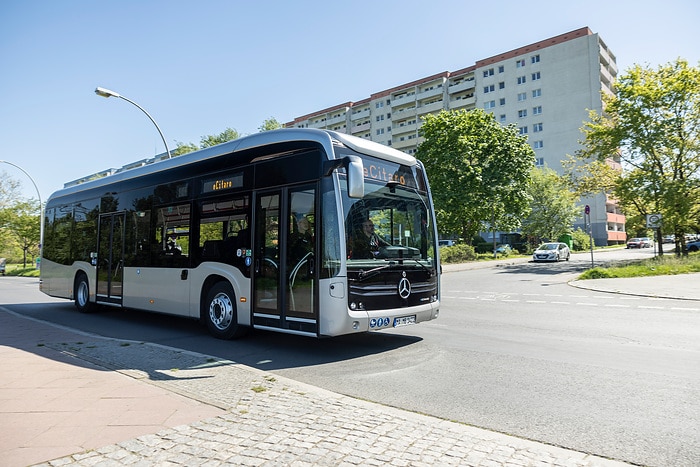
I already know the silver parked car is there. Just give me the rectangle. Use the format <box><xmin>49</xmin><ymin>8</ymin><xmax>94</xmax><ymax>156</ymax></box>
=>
<box><xmin>533</xmin><ymin>242</ymin><xmax>571</xmax><ymax>262</ymax></box>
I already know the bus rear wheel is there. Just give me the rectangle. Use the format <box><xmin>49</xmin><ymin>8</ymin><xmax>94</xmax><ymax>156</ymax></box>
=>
<box><xmin>74</xmin><ymin>273</ymin><xmax>96</xmax><ymax>313</ymax></box>
<box><xmin>204</xmin><ymin>282</ymin><xmax>245</xmax><ymax>339</ymax></box>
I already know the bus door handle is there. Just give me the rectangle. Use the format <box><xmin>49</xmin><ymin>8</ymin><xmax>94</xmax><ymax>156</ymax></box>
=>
<box><xmin>181</xmin><ymin>270</ymin><xmax>188</xmax><ymax>280</ymax></box>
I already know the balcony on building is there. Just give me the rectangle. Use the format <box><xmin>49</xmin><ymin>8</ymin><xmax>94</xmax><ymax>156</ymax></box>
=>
<box><xmin>448</xmin><ymin>93</ymin><xmax>475</xmax><ymax>110</ymax></box>
<box><xmin>350</xmin><ymin>106</ymin><xmax>370</xmax><ymax>121</ymax></box>
<box><xmin>326</xmin><ymin>113</ymin><xmax>347</xmax><ymax>126</ymax></box>
<box><xmin>416</xmin><ymin>99</ymin><xmax>445</xmax><ymax>115</ymax></box>
<box><xmin>392</xmin><ymin>103</ymin><xmax>417</xmax><ymax>118</ymax></box>
<box><xmin>392</xmin><ymin>136</ymin><xmax>419</xmax><ymax>150</ymax></box>
<box><xmin>392</xmin><ymin>119</ymin><xmax>418</xmax><ymax>135</ymax></box>
<box><xmin>391</xmin><ymin>91</ymin><xmax>416</xmax><ymax>108</ymax></box>
<box><xmin>417</xmin><ymin>85</ymin><xmax>444</xmax><ymax>100</ymax></box>
<box><xmin>447</xmin><ymin>78</ymin><xmax>475</xmax><ymax>95</ymax></box>
<box><xmin>351</xmin><ymin>121</ymin><xmax>371</xmax><ymax>134</ymax></box>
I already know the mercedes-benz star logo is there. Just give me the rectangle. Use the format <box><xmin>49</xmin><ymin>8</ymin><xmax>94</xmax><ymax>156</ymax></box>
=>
<box><xmin>398</xmin><ymin>277</ymin><xmax>411</xmax><ymax>299</ymax></box>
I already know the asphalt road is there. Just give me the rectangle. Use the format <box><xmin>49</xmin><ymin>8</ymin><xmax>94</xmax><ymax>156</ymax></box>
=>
<box><xmin>1</xmin><ymin>247</ymin><xmax>698</xmax><ymax>466</ymax></box>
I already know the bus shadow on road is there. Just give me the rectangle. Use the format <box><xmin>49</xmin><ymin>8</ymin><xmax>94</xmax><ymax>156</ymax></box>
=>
<box><xmin>4</xmin><ymin>301</ymin><xmax>423</xmax><ymax>373</ymax></box>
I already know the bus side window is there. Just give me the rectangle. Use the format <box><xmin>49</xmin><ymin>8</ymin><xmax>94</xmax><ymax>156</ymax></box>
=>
<box><xmin>155</xmin><ymin>204</ymin><xmax>191</xmax><ymax>266</ymax></box>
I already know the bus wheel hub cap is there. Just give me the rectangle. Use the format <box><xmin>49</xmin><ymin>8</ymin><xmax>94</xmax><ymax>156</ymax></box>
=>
<box><xmin>210</xmin><ymin>293</ymin><xmax>233</xmax><ymax>329</ymax></box>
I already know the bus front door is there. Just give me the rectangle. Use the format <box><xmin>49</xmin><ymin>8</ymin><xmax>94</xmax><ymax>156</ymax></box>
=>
<box><xmin>253</xmin><ymin>185</ymin><xmax>317</xmax><ymax>334</ymax></box>
<box><xmin>97</xmin><ymin>212</ymin><xmax>125</xmax><ymax>305</ymax></box>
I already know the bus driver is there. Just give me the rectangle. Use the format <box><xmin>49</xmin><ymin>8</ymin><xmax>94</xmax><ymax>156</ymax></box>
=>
<box><xmin>351</xmin><ymin>219</ymin><xmax>389</xmax><ymax>258</ymax></box>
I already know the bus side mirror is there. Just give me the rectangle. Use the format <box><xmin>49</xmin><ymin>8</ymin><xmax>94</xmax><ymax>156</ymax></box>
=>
<box><xmin>345</xmin><ymin>156</ymin><xmax>364</xmax><ymax>199</ymax></box>
<box><xmin>323</xmin><ymin>156</ymin><xmax>364</xmax><ymax>199</ymax></box>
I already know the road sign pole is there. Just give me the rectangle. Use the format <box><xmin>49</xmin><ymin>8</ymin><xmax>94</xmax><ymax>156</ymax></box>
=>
<box><xmin>585</xmin><ymin>205</ymin><xmax>593</xmax><ymax>268</ymax></box>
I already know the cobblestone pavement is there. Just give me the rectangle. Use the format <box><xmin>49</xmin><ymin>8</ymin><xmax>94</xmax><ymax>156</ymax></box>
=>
<box><xmin>32</xmin><ymin>338</ymin><xmax>630</xmax><ymax>467</ymax></box>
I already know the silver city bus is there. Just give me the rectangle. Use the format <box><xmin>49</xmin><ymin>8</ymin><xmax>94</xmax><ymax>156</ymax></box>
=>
<box><xmin>40</xmin><ymin>129</ymin><xmax>440</xmax><ymax>338</ymax></box>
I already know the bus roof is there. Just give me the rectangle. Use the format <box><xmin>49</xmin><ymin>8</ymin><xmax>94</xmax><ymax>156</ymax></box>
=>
<box><xmin>50</xmin><ymin>129</ymin><xmax>417</xmax><ymax>201</ymax></box>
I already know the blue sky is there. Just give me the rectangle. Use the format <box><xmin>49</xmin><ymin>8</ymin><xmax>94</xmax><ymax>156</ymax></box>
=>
<box><xmin>1</xmin><ymin>0</ymin><xmax>699</xmax><ymax>200</ymax></box>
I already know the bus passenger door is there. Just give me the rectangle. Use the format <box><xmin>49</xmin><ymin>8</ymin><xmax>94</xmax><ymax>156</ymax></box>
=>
<box><xmin>253</xmin><ymin>192</ymin><xmax>281</xmax><ymax>321</ymax></box>
<box><xmin>253</xmin><ymin>185</ymin><xmax>318</xmax><ymax>334</ymax></box>
<box><xmin>97</xmin><ymin>212</ymin><xmax>125</xmax><ymax>305</ymax></box>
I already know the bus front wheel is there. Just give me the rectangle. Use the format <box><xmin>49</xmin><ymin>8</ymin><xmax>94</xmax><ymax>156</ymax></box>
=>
<box><xmin>74</xmin><ymin>273</ymin><xmax>96</xmax><ymax>313</ymax></box>
<box><xmin>204</xmin><ymin>282</ymin><xmax>245</xmax><ymax>339</ymax></box>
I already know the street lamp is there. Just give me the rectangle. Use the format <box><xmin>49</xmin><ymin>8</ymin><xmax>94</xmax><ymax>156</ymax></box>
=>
<box><xmin>0</xmin><ymin>160</ymin><xmax>44</xmax><ymax>262</ymax></box>
<box><xmin>94</xmin><ymin>87</ymin><xmax>172</xmax><ymax>159</ymax></box>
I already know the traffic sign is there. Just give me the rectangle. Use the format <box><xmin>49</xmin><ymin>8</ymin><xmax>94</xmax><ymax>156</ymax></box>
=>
<box><xmin>647</xmin><ymin>214</ymin><xmax>662</xmax><ymax>228</ymax></box>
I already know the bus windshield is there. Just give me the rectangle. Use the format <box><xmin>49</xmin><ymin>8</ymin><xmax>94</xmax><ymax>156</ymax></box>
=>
<box><xmin>342</xmin><ymin>176</ymin><xmax>436</xmax><ymax>268</ymax></box>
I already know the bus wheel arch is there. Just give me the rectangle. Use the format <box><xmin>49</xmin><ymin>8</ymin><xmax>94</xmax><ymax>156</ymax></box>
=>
<box><xmin>201</xmin><ymin>278</ymin><xmax>246</xmax><ymax>339</ymax></box>
<box><xmin>74</xmin><ymin>271</ymin><xmax>96</xmax><ymax>313</ymax></box>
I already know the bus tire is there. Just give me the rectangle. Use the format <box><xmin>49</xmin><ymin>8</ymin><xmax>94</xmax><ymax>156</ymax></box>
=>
<box><xmin>204</xmin><ymin>282</ymin><xmax>245</xmax><ymax>339</ymax></box>
<box><xmin>74</xmin><ymin>273</ymin><xmax>96</xmax><ymax>313</ymax></box>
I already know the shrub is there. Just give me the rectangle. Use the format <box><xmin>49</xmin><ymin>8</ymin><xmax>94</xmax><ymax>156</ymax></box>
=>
<box><xmin>572</xmin><ymin>228</ymin><xmax>592</xmax><ymax>251</ymax></box>
<box><xmin>439</xmin><ymin>244</ymin><xmax>478</xmax><ymax>263</ymax></box>
<box><xmin>579</xmin><ymin>267</ymin><xmax>614</xmax><ymax>279</ymax></box>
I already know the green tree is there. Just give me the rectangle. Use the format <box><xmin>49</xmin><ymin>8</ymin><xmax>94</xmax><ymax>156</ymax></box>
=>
<box><xmin>200</xmin><ymin>127</ymin><xmax>240</xmax><ymax>148</ymax></box>
<box><xmin>4</xmin><ymin>199</ymin><xmax>41</xmax><ymax>267</ymax></box>
<box><xmin>172</xmin><ymin>128</ymin><xmax>241</xmax><ymax>156</ymax></box>
<box><xmin>0</xmin><ymin>171</ymin><xmax>22</xmax><ymax>209</ymax></box>
<box><xmin>521</xmin><ymin>166</ymin><xmax>580</xmax><ymax>243</ymax></box>
<box><xmin>259</xmin><ymin>117</ymin><xmax>282</xmax><ymax>132</ymax></box>
<box><xmin>579</xmin><ymin>59</ymin><xmax>700</xmax><ymax>255</ymax></box>
<box><xmin>173</xmin><ymin>141</ymin><xmax>198</xmax><ymax>156</ymax></box>
<box><xmin>416</xmin><ymin>109</ymin><xmax>534</xmax><ymax>244</ymax></box>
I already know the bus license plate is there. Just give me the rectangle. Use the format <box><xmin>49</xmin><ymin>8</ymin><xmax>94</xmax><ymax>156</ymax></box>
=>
<box><xmin>393</xmin><ymin>315</ymin><xmax>416</xmax><ymax>327</ymax></box>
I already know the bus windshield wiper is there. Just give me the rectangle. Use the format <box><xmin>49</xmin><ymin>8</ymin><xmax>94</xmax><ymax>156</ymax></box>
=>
<box><xmin>356</xmin><ymin>261</ymin><xmax>397</xmax><ymax>281</ymax></box>
<box><xmin>407</xmin><ymin>258</ymin><xmax>434</xmax><ymax>276</ymax></box>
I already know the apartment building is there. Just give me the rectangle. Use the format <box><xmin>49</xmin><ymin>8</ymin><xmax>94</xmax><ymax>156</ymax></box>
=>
<box><xmin>286</xmin><ymin>27</ymin><xmax>625</xmax><ymax>246</ymax></box>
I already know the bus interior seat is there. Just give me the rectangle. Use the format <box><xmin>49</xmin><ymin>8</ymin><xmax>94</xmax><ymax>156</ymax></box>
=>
<box><xmin>201</xmin><ymin>240</ymin><xmax>223</xmax><ymax>260</ymax></box>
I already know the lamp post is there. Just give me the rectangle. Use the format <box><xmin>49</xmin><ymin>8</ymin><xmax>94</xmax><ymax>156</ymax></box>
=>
<box><xmin>94</xmin><ymin>87</ymin><xmax>172</xmax><ymax>159</ymax></box>
<box><xmin>0</xmin><ymin>160</ymin><xmax>44</xmax><ymax>263</ymax></box>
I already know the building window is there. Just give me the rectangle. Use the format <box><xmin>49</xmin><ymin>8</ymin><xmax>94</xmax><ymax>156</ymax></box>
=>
<box><xmin>499</xmin><ymin>98</ymin><xmax>506</xmax><ymax>106</ymax></box>
<box><xmin>533</xmin><ymin>122</ymin><xmax>543</xmax><ymax>132</ymax></box>
<box><xmin>532</xmin><ymin>88</ymin><xmax>542</xmax><ymax>98</ymax></box>
<box><xmin>484</xmin><ymin>100</ymin><xmax>496</xmax><ymax>109</ymax></box>
<box><xmin>483</xmin><ymin>68</ymin><xmax>494</xmax><ymax>77</ymax></box>
<box><xmin>535</xmin><ymin>157</ymin><xmax>544</xmax><ymax>166</ymax></box>
<box><xmin>376</xmin><ymin>101</ymin><xmax>383</xmax><ymax>108</ymax></box>
<box><xmin>534</xmin><ymin>140</ymin><xmax>544</xmax><ymax>149</ymax></box>
<box><xmin>531</xmin><ymin>71</ymin><xmax>541</xmax><ymax>81</ymax></box>
<box><xmin>517</xmin><ymin>76</ymin><xmax>526</xmax><ymax>85</ymax></box>
<box><xmin>531</xmin><ymin>54</ymin><xmax>540</xmax><ymax>64</ymax></box>
<box><xmin>498</xmin><ymin>65</ymin><xmax>505</xmax><ymax>73</ymax></box>
<box><xmin>533</xmin><ymin>105</ymin><xmax>542</xmax><ymax>115</ymax></box>
<box><xmin>519</xmin><ymin>126</ymin><xmax>528</xmax><ymax>135</ymax></box>
<box><xmin>518</xmin><ymin>109</ymin><xmax>527</xmax><ymax>118</ymax></box>
<box><xmin>483</xmin><ymin>84</ymin><xmax>495</xmax><ymax>93</ymax></box>
<box><xmin>499</xmin><ymin>81</ymin><xmax>505</xmax><ymax>89</ymax></box>
<box><xmin>499</xmin><ymin>114</ymin><xmax>506</xmax><ymax>123</ymax></box>
<box><xmin>376</xmin><ymin>128</ymin><xmax>384</xmax><ymax>135</ymax></box>
<box><xmin>516</xmin><ymin>59</ymin><xmax>526</xmax><ymax>68</ymax></box>
<box><xmin>517</xmin><ymin>92</ymin><xmax>527</xmax><ymax>102</ymax></box>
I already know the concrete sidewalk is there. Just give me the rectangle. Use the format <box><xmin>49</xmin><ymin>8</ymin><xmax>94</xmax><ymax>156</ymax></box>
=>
<box><xmin>0</xmin><ymin>308</ymin><xmax>631</xmax><ymax>467</ymax></box>
<box><xmin>442</xmin><ymin>253</ymin><xmax>700</xmax><ymax>302</ymax></box>
<box><xmin>569</xmin><ymin>273</ymin><xmax>700</xmax><ymax>301</ymax></box>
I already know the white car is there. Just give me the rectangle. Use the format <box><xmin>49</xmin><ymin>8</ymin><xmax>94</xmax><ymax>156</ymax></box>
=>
<box><xmin>533</xmin><ymin>242</ymin><xmax>571</xmax><ymax>262</ymax></box>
